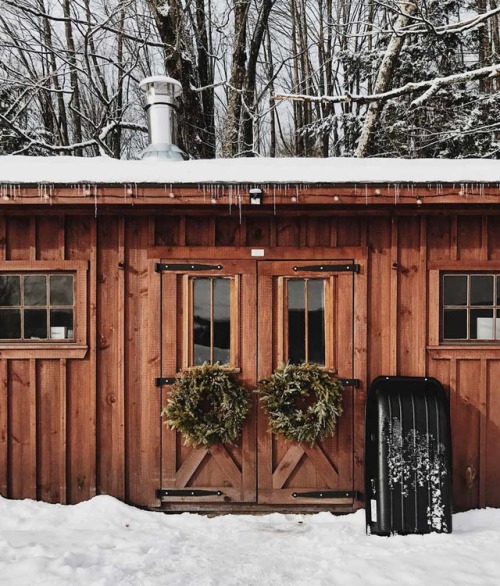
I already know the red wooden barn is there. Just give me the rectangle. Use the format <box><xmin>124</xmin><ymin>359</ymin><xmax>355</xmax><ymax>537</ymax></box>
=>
<box><xmin>0</xmin><ymin>77</ymin><xmax>499</xmax><ymax>513</ymax></box>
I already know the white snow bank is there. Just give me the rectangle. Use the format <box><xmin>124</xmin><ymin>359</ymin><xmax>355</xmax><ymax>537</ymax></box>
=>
<box><xmin>1</xmin><ymin>155</ymin><xmax>500</xmax><ymax>185</ymax></box>
<box><xmin>0</xmin><ymin>495</ymin><xmax>499</xmax><ymax>585</ymax></box>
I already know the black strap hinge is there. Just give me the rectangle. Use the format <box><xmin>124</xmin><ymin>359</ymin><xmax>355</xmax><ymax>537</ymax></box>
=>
<box><xmin>292</xmin><ymin>263</ymin><xmax>359</xmax><ymax>273</ymax></box>
<box><xmin>157</xmin><ymin>489</ymin><xmax>223</xmax><ymax>498</ymax></box>
<box><xmin>337</xmin><ymin>378</ymin><xmax>360</xmax><ymax>388</ymax></box>
<box><xmin>156</xmin><ymin>263</ymin><xmax>222</xmax><ymax>272</ymax></box>
<box><xmin>292</xmin><ymin>490</ymin><xmax>361</xmax><ymax>500</ymax></box>
<box><xmin>156</xmin><ymin>377</ymin><xmax>176</xmax><ymax>386</ymax></box>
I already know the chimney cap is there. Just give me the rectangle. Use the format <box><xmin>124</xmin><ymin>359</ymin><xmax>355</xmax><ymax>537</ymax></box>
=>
<box><xmin>139</xmin><ymin>76</ymin><xmax>182</xmax><ymax>98</ymax></box>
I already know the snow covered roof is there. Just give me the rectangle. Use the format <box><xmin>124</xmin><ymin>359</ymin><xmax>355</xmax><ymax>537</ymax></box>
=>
<box><xmin>1</xmin><ymin>155</ymin><xmax>500</xmax><ymax>185</ymax></box>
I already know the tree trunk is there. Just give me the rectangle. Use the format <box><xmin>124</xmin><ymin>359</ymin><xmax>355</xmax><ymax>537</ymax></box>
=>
<box><xmin>222</xmin><ymin>0</ymin><xmax>250</xmax><ymax>157</ymax></box>
<box><xmin>355</xmin><ymin>2</ymin><xmax>416</xmax><ymax>158</ymax></box>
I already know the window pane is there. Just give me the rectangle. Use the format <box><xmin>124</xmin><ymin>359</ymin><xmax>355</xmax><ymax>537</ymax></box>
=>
<box><xmin>0</xmin><ymin>309</ymin><xmax>21</xmax><ymax>338</ymax></box>
<box><xmin>288</xmin><ymin>280</ymin><xmax>305</xmax><ymax>364</ymax></box>
<box><xmin>0</xmin><ymin>276</ymin><xmax>20</xmax><ymax>306</ymax></box>
<box><xmin>193</xmin><ymin>279</ymin><xmax>211</xmax><ymax>365</ymax></box>
<box><xmin>50</xmin><ymin>275</ymin><xmax>73</xmax><ymax>306</ymax></box>
<box><xmin>50</xmin><ymin>309</ymin><xmax>73</xmax><ymax>339</ymax></box>
<box><xmin>443</xmin><ymin>309</ymin><xmax>467</xmax><ymax>339</ymax></box>
<box><xmin>25</xmin><ymin>309</ymin><xmax>47</xmax><ymax>339</ymax></box>
<box><xmin>470</xmin><ymin>276</ymin><xmax>493</xmax><ymax>306</ymax></box>
<box><xmin>471</xmin><ymin>309</ymin><xmax>494</xmax><ymax>340</ymax></box>
<box><xmin>307</xmin><ymin>280</ymin><xmax>325</xmax><ymax>365</ymax></box>
<box><xmin>443</xmin><ymin>275</ymin><xmax>467</xmax><ymax>306</ymax></box>
<box><xmin>24</xmin><ymin>275</ymin><xmax>47</xmax><ymax>306</ymax></box>
<box><xmin>213</xmin><ymin>279</ymin><xmax>230</xmax><ymax>365</ymax></box>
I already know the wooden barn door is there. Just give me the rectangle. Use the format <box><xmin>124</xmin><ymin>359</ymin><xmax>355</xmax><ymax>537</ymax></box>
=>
<box><xmin>257</xmin><ymin>260</ymin><xmax>358</xmax><ymax>506</ymax></box>
<box><xmin>158</xmin><ymin>260</ymin><xmax>257</xmax><ymax>504</ymax></box>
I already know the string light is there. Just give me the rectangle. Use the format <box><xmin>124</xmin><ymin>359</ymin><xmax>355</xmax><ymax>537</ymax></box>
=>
<box><xmin>416</xmin><ymin>197</ymin><xmax>423</xmax><ymax>206</ymax></box>
<box><xmin>333</xmin><ymin>195</ymin><xmax>340</xmax><ymax>202</ymax></box>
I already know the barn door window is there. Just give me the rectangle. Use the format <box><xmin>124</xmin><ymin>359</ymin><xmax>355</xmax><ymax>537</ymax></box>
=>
<box><xmin>190</xmin><ymin>277</ymin><xmax>237</xmax><ymax>366</ymax></box>
<box><xmin>442</xmin><ymin>273</ymin><xmax>500</xmax><ymax>341</ymax></box>
<box><xmin>286</xmin><ymin>279</ymin><xmax>325</xmax><ymax>365</ymax></box>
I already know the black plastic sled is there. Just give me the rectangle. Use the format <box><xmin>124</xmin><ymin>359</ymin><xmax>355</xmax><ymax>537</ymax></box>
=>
<box><xmin>365</xmin><ymin>376</ymin><xmax>452</xmax><ymax>536</ymax></box>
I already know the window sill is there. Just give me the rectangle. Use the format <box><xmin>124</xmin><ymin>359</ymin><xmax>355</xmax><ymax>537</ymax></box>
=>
<box><xmin>0</xmin><ymin>344</ymin><xmax>88</xmax><ymax>359</ymax></box>
<box><xmin>427</xmin><ymin>345</ymin><xmax>500</xmax><ymax>359</ymax></box>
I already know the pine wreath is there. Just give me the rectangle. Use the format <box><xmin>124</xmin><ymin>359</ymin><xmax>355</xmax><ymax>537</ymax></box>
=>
<box><xmin>161</xmin><ymin>362</ymin><xmax>250</xmax><ymax>448</ymax></box>
<box><xmin>257</xmin><ymin>363</ymin><xmax>343</xmax><ymax>446</ymax></box>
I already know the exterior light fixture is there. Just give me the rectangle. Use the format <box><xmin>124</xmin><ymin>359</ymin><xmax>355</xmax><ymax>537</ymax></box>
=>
<box><xmin>416</xmin><ymin>197</ymin><xmax>423</xmax><ymax>206</ymax></box>
<box><xmin>249</xmin><ymin>188</ymin><xmax>263</xmax><ymax>205</ymax></box>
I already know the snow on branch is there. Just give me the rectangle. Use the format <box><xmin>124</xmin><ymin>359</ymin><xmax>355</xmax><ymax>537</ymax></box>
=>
<box><xmin>274</xmin><ymin>64</ymin><xmax>500</xmax><ymax>107</ymax></box>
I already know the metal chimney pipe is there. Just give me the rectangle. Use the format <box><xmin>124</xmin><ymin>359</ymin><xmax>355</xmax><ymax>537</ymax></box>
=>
<box><xmin>139</xmin><ymin>76</ymin><xmax>188</xmax><ymax>161</ymax></box>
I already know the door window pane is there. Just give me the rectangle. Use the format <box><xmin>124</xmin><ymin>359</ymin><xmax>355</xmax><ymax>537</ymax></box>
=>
<box><xmin>213</xmin><ymin>279</ymin><xmax>230</xmax><ymax>365</ymax></box>
<box><xmin>287</xmin><ymin>279</ymin><xmax>326</xmax><ymax>365</ymax></box>
<box><xmin>443</xmin><ymin>309</ymin><xmax>467</xmax><ymax>339</ymax></box>
<box><xmin>50</xmin><ymin>275</ymin><xmax>73</xmax><ymax>306</ymax></box>
<box><xmin>308</xmin><ymin>280</ymin><xmax>325</xmax><ymax>365</ymax></box>
<box><xmin>193</xmin><ymin>278</ymin><xmax>211</xmax><ymax>365</ymax></box>
<box><xmin>192</xmin><ymin>277</ymin><xmax>232</xmax><ymax>366</ymax></box>
<box><xmin>25</xmin><ymin>309</ymin><xmax>48</xmax><ymax>339</ymax></box>
<box><xmin>0</xmin><ymin>309</ymin><xmax>21</xmax><ymax>338</ymax></box>
<box><xmin>470</xmin><ymin>309</ymin><xmax>494</xmax><ymax>340</ymax></box>
<box><xmin>50</xmin><ymin>309</ymin><xmax>74</xmax><ymax>339</ymax></box>
<box><xmin>24</xmin><ymin>276</ymin><xmax>47</xmax><ymax>306</ymax></box>
<box><xmin>443</xmin><ymin>275</ymin><xmax>467</xmax><ymax>306</ymax></box>
<box><xmin>0</xmin><ymin>276</ymin><xmax>20</xmax><ymax>306</ymax></box>
<box><xmin>288</xmin><ymin>280</ymin><xmax>306</xmax><ymax>364</ymax></box>
<box><xmin>470</xmin><ymin>276</ymin><xmax>493</xmax><ymax>306</ymax></box>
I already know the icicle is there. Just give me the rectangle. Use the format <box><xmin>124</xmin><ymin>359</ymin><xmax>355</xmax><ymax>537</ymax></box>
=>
<box><xmin>365</xmin><ymin>184</ymin><xmax>368</xmax><ymax>206</ymax></box>
<box><xmin>94</xmin><ymin>184</ymin><xmax>98</xmax><ymax>217</ymax></box>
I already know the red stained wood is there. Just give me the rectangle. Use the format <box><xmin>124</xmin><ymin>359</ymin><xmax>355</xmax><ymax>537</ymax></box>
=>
<box><xmin>0</xmin><ymin>205</ymin><xmax>499</xmax><ymax>512</ymax></box>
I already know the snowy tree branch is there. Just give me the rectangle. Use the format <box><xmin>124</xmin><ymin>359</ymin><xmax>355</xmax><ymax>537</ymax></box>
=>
<box><xmin>274</xmin><ymin>64</ymin><xmax>500</xmax><ymax>107</ymax></box>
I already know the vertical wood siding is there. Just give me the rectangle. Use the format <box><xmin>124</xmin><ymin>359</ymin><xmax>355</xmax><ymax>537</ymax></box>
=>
<box><xmin>0</xmin><ymin>211</ymin><xmax>498</xmax><ymax>510</ymax></box>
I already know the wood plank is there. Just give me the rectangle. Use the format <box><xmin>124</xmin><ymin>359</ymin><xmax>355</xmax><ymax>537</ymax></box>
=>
<box><xmin>96</xmin><ymin>217</ymin><xmax>125</xmax><ymax>499</ymax></box>
<box><xmin>479</xmin><ymin>358</ymin><xmax>487</xmax><ymax>508</ymax></box>
<box><xmin>239</xmin><ymin>269</ymin><xmax>257</xmax><ymax>501</ymax></box>
<box><xmin>9</xmin><ymin>360</ymin><xmax>36</xmax><ymax>499</ymax></box>
<box><xmin>487</xmin><ymin>216</ymin><xmax>500</xmax><ymax>260</ymax></box>
<box><xmin>397</xmin><ymin>217</ymin><xmax>422</xmax><ymax>376</ymax></box>
<box><xmin>427</xmin><ymin>215</ymin><xmax>451</xmax><ymax>264</ymax></box>
<box><xmin>36</xmin><ymin>216</ymin><xmax>64</xmax><ymax>260</ymax></box>
<box><xmin>37</xmin><ymin>359</ymin><xmax>66</xmax><ymax>503</ymax></box>
<box><xmin>272</xmin><ymin>444</ymin><xmax>304</xmax><ymax>489</ymax></box>
<box><xmin>209</xmin><ymin>444</ymin><xmax>242</xmax><ymax>489</ymax></box>
<box><xmin>257</xmin><ymin>274</ymin><xmax>273</xmax><ymax>492</ymax></box>
<box><xmin>175</xmin><ymin>448</ymin><xmax>209</xmax><ymax>488</ymax></box>
<box><xmin>367</xmin><ymin>217</ymin><xmax>392</xmax><ymax>379</ymax></box>
<box><xmin>453</xmin><ymin>359</ymin><xmax>481</xmax><ymax>510</ymax></box>
<box><xmin>457</xmin><ymin>215</ymin><xmax>482</xmax><ymax>261</ymax></box>
<box><xmin>276</xmin><ymin>217</ymin><xmax>300</xmax><ymax>247</ymax></box>
<box><xmin>125</xmin><ymin>218</ymin><xmax>160</xmax><ymax>506</ymax></box>
<box><xmin>428</xmin><ymin>271</ymin><xmax>441</xmax><ymax>347</ymax></box>
<box><xmin>161</xmin><ymin>273</ymin><xmax>178</xmax><ymax>488</ymax></box>
<box><xmin>65</xmin><ymin>216</ymin><xmax>96</xmax><ymax>503</ymax></box>
<box><xmin>6</xmin><ymin>216</ymin><xmax>31</xmax><ymax>260</ymax></box>
<box><xmin>0</xmin><ymin>360</ymin><xmax>7</xmax><ymax>496</ymax></box>
<box><xmin>353</xmin><ymin>258</ymin><xmax>368</xmax><ymax>500</ymax></box>
<box><xmin>390</xmin><ymin>217</ymin><xmax>398</xmax><ymax>374</ymax></box>
<box><xmin>486</xmin><ymin>360</ymin><xmax>500</xmax><ymax>507</ymax></box>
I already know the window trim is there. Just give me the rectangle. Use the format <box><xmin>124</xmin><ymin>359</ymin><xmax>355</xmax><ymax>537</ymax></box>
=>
<box><xmin>429</xmin><ymin>265</ymin><xmax>500</xmax><ymax>348</ymax></box>
<box><xmin>0</xmin><ymin>260</ymin><xmax>88</xmax><ymax>358</ymax></box>
<box><xmin>183</xmin><ymin>274</ymin><xmax>240</xmax><ymax>369</ymax></box>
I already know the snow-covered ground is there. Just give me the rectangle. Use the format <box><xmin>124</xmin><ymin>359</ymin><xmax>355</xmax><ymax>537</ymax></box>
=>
<box><xmin>0</xmin><ymin>496</ymin><xmax>499</xmax><ymax>586</ymax></box>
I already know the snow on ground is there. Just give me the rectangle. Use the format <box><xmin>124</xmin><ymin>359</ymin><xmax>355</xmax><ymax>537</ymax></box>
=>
<box><xmin>2</xmin><ymin>155</ymin><xmax>500</xmax><ymax>185</ymax></box>
<box><xmin>0</xmin><ymin>496</ymin><xmax>499</xmax><ymax>586</ymax></box>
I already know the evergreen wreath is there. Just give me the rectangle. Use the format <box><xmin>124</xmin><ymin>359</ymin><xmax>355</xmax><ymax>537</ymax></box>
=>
<box><xmin>161</xmin><ymin>362</ymin><xmax>250</xmax><ymax>448</ymax></box>
<box><xmin>257</xmin><ymin>362</ymin><xmax>343</xmax><ymax>446</ymax></box>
